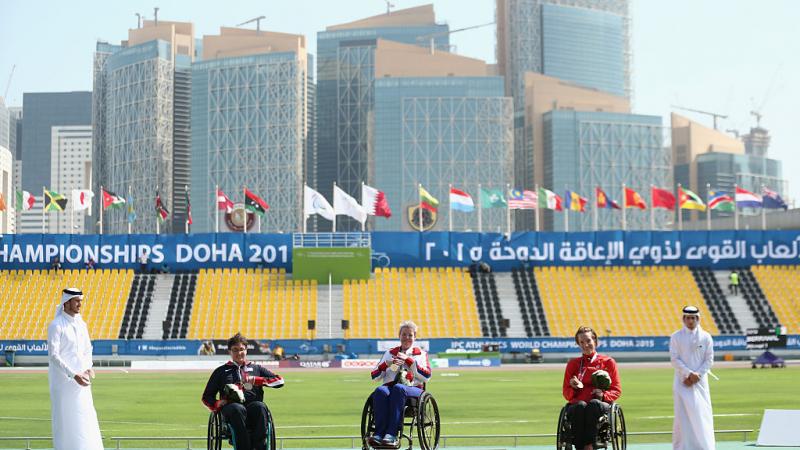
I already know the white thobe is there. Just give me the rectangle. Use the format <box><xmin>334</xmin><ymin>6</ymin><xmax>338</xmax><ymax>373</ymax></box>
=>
<box><xmin>670</xmin><ymin>325</ymin><xmax>715</xmax><ymax>450</ymax></box>
<box><xmin>48</xmin><ymin>311</ymin><xmax>104</xmax><ymax>450</ymax></box>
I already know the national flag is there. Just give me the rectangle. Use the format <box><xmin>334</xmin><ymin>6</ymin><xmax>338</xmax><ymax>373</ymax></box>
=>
<box><xmin>762</xmin><ymin>187</ymin><xmax>788</xmax><ymax>210</ymax></box>
<box><xmin>217</xmin><ymin>188</ymin><xmax>234</xmax><ymax>213</ymax></box>
<box><xmin>244</xmin><ymin>188</ymin><xmax>269</xmax><ymax>216</ymax></box>
<box><xmin>127</xmin><ymin>195</ymin><xmax>136</xmax><ymax>223</ymax></box>
<box><xmin>0</xmin><ymin>193</ymin><xmax>5</xmax><ymax>212</ymax></box>
<box><xmin>304</xmin><ymin>186</ymin><xmax>335</xmax><ymax>221</ymax></box>
<box><xmin>679</xmin><ymin>187</ymin><xmax>706</xmax><ymax>211</ymax></box>
<box><xmin>565</xmin><ymin>190</ymin><xmax>588</xmax><ymax>212</ymax></box>
<box><xmin>102</xmin><ymin>189</ymin><xmax>126</xmax><ymax>210</ymax></box>
<box><xmin>155</xmin><ymin>191</ymin><xmax>170</xmax><ymax>222</ymax></box>
<box><xmin>735</xmin><ymin>187</ymin><xmax>762</xmax><ymax>209</ymax></box>
<box><xmin>624</xmin><ymin>187</ymin><xmax>647</xmax><ymax>210</ymax></box>
<box><xmin>185</xmin><ymin>189</ymin><xmax>193</xmax><ymax>225</ymax></box>
<box><xmin>708</xmin><ymin>190</ymin><xmax>735</xmax><ymax>212</ymax></box>
<box><xmin>419</xmin><ymin>185</ymin><xmax>439</xmax><ymax>212</ymax></box>
<box><xmin>334</xmin><ymin>185</ymin><xmax>367</xmax><ymax>224</ymax></box>
<box><xmin>651</xmin><ymin>187</ymin><xmax>676</xmax><ymax>210</ymax></box>
<box><xmin>71</xmin><ymin>189</ymin><xmax>94</xmax><ymax>213</ymax></box>
<box><xmin>595</xmin><ymin>187</ymin><xmax>621</xmax><ymax>210</ymax></box>
<box><xmin>361</xmin><ymin>184</ymin><xmax>392</xmax><ymax>218</ymax></box>
<box><xmin>508</xmin><ymin>189</ymin><xmax>537</xmax><ymax>210</ymax></box>
<box><xmin>44</xmin><ymin>190</ymin><xmax>68</xmax><ymax>212</ymax></box>
<box><xmin>480</xmin><ymin>188</ymin><xmax>507</xmax><ymax>209</ymax></box>
<box><xmin>16</xmin><ymin>190</ymin><xmax>35</xmax><ymax>211</ymax></box>
<box><xmin>538</xmin><ymin>187</ymin><xmax>562</xmax><ymax>211</ymax></box>
<box><xmin>449</xmin><ymin>187</ymin><xmax>475</xmax><ymax>213</ymax></box>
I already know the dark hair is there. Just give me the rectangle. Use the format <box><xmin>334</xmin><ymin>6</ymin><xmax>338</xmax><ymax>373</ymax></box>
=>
<box><xmin>227</xmin><ymin>333</ymin><xmax>248</xmax><ymax>349</ymax></box>
<box><xmin>574</xmin><ymin>326</ymin><xmax>598</xmax><ymax>345</ymax></box>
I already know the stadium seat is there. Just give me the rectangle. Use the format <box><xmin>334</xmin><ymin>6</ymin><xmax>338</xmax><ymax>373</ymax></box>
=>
<box><xmin>751</xmin><ymin>265</ymin><xmax>800</xmax><ymax>334</ymax></box>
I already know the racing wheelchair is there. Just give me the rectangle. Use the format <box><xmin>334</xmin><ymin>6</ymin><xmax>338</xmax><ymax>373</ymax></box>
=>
<box><xmin>556</xmin><ymin>402</ymin><xmax>626</xmax><ymax>450</ymax></box>
<box><xmin>360</xmin><ymin>390</ymin><xmax>440</xmax><ymax>450</ymax></box>
<box><xmin>207</xmin><ymin>406</ymin><xmax>277</xmax><ymax>450</ymax></box>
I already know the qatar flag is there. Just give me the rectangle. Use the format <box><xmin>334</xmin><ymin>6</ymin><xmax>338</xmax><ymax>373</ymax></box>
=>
<box><xmin>361</xmin><ymin>184</ymin><xmax>392</xmax><ymax>218</ymax></box>
<box><xmin>72</xmin><ymin>189</ymin><xmax>95</xmax><ymax>215</ymax></box>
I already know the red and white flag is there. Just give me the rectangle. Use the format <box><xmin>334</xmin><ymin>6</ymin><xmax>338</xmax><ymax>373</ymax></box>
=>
<box><xmin>217</xmin><ymin>188</ymin><xmax>234</xmax><ymax>213</ymax></box>
<box><xmin>72</xmin><ymin>189</ymin><xmax>94</xmax><ymax>214</ymax></box>
<box><xmin>361</xmin><ymin>184</ymin><xmax>392</xmax><ymax>218</ymax></box>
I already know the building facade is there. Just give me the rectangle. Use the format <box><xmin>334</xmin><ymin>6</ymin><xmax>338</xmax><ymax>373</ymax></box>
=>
<box><xmin>0</xmin><ymin>145</ymin><xmax>12</xmax><ymax>234</ymax></box>
<box><xmin>543</xmin><ymin>110</ymin><xmax>667</xmax><ymax>231</ymax></box>
<box><xmin>20</xmin><ymin>92</ymin><xmax>92</xmax><ymax>193</ymax></box>
<box><xmin>191</xmin><ymin>28</ymin><xmax>311</xmax><ymax>233</ymax></box>
<box><xmin>48</xmin><ymin>126</ymin><xmax>93</xmax><ymax>234</ymax></box>
<box><xmin>316</xmin><ymin>5</ymin><xmax>449</xmax><ymax>230</ymax></box>
<box><xmin>93</xmin><ymin>20</ymin><xmax>194</xmax><ymax>234</ymax></box>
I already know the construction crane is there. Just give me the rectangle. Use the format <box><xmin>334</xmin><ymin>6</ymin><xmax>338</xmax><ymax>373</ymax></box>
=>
<box><xmin>416</xmin><ymin>22</ymin><xmax>495</xmax><ymax>55</ymax></box>
<box><xmin>237</xmin><ymin>16</ymin><xmax>266</xmax><ymax>32</ymax></box>
<box><xmin>671</xmin><ymin>105</ymin><xmax>728</xmax><ymax>130</ymax></box>
<box><xmin>750</xmin><ymin>111</ymin><xmax>763</xmax><ymax>128</ymax></box>
<box><xmin>749</xmin><ymin>64</ymin><xmax>781</xmax><ymax>129</ymax></box>
<box><xmin>383</xmin><ymin>0</ymin><xmax>395</xmax><ymax>14</ymax></box>
<box><xmin>3</xmin><ymin>65</ymin><xmax>15</xmax><ymax>102</ymax></box>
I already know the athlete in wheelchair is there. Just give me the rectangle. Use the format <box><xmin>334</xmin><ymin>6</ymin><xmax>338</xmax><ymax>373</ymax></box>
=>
<box><xmin>361</xmin><ymin>321</ymin><xmax>439</xmax><ymax>450</ymax></box>
<box><xmin>202</xmin><ymin>333</ymin><xmax>284</xmax><ymax>450</ymax></box>
<box><xmin>558</xmin><ymin>326</ymin><xmax>625</xmax><ymax>450</ymax></box>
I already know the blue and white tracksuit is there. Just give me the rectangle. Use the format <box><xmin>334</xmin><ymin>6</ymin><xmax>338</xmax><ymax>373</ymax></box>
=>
<box><xmin>370</xmin><ymin>346</ymin><xmax>432</xmax><ymax>439</ymax></box>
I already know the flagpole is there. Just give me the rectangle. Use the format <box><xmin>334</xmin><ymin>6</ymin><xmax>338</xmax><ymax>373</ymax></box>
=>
<box><xmin>99</xmin><ymin>185</ymin><xmax>104</xmax><ymax>235</ymax></box>
<box><xmin>418</xmin><ymin>183</ymin><xmax>422</xmax><ymax>232</ymax></box>
<box><xmin>677</xmin><ymin>183</ymin><xmax>683</xmax><ymax>231</ymax></box>
<box><xmin>332</xmin><ymin>182</ymin><xmax>337</xmax><ymax>233</ymax></box>
<box><xmin>156</xmin><ymin>187</ymin><xmax>161</xmax><ymax>235</ymax></box>
<box><xmin>42</xmin><ymin>186</ymin><xmax>45</xmax><ymax>234</ymax></box>
<box><xmin>303</xmin><ymin>184</ymin><xmax>307</xmax><ymax>234</ymax></box>
<box><xmin>477</xmin><ymin>183</ymin><xmax>482</xmax><ymax>233</ymax></box>
<box><xmin>761</xmin><ymin>184</ymin><xmax>766</xmax><ymax>230</ymax></box>
<box><xmin>593</xmin><ymin>187</ymin><xmax>599</xmax><ymax>232</ymax></box>
<box><xmin>243</xmin><ymin>185</ymin><xmax>247</xmax><ymax>235</ymax></box>
<box><xmin>534</xmin><ymin>184</ymin><xmax>540</xmax><ymax>232</ymax></box>
<box><xmin>621</xmin><ymin>183</ymin><xmax>627</xmax><ymax>232</ymax></box>
<box><xmin>70</xmin><ymin>190</ymin><xmax>75</xmax><ymax>235</ymax></box>
<box><xmin>361</xmin><ymin>182</ymin><xmax>366</xmax><ymax>232</ymax></box>
<box><xmin>128</xmin><ymin>185</ymin><xmax>132</xmax><ymax>234</ymax></box>
<box><xmin>649</xmin><ymin>185</ymin><xmax>655</xmax><ymax>231</ymax></box>
<box><xmin>506</xmin><ymin>183</ymin><xmax>511</xmax><ymax>237</ymax></box>
<box><xmin>734</xmin><ymin>184</ymin><xmax>739</xmax><ymax>230</ymax></box>
<box><xmin>185</xmin><ymin>185</ymin><xmax>189</xmax><ymax>234</ymax></box>
<box><xmin>563</xmin><ymin>188</ymin><xmax>568</xmax><ymax>232</ymax></box>
<box><xmin>706</xmin><ymin>183</ymin><xmax>711</xmax><ymax>231</ymax></box>
<box><xmin>448</xmin><ymin>183</ymin><xmax>453</xmax><ymax>232</ymax></box>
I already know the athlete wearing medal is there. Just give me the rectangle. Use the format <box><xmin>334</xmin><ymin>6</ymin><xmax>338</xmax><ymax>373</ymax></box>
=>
<box><xmin>562</xmin><ymin>326</ymin><xmax>621</xmax><ymax>450</ymax></box>
<box><xmin>202</xmin><ymin>333</ymin><xmax>284</xmax><ymax>450</ymax></box>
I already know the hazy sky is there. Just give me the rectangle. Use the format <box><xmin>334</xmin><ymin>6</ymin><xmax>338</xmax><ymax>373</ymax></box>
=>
<box><xmin>1</xmin><ymin>0</ymin><xmax>798</xmax><ymax>199</ymax></box>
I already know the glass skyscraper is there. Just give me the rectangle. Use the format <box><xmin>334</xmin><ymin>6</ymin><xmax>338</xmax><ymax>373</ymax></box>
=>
<box><xmin>543</xmin><ymin>110</ymin><xmax>667</xmax><ymax>231</ymax></box>
<box><xmin>373</xmin><ymin>77</ymin><xmax>513</xmax><ymax>232</ymax></box>
<box><xmin>316</xmin><ymin>5</ymin><xmax>449</xmax><ymax>230</ymax></box>
<box><xmin>191</xmin><ymin>32</ymin><xmax>311</xmax><ymax>233</ymax></box>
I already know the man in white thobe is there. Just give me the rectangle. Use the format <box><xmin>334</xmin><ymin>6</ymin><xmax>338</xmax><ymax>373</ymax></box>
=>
<box><xmin>670</xmin><ymin>305</ymin><xmax>715</xmax><ymax>450</ymax></box>
<box><xmin>48</xmin><ymin>287</ymin><xmax>104</xmax><ymax>450</ymax></box>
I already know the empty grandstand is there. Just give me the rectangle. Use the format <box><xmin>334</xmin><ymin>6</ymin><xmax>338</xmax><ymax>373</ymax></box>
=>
<box><xmin>751</xmin><ymin>265</ymin><xmax>800</xmax><ymax>334</ymax></box>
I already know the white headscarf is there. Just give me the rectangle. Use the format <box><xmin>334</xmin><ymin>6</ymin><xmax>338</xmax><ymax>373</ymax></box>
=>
<box><xmin>55</xmin><ymin>287</ymin><xmax>83</xmax><ymax>318</ymax></box>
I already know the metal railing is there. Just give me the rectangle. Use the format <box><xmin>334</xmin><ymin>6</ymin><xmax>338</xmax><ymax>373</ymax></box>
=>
<box><xmin>292</xmin><ymin>232</ymin><xmax>371</xmax><ymax>248</ymax></box>
<box><xmin>0</xmin><ymin>429</ymin><xmax>756</xmax><ymax>450</ymax></box>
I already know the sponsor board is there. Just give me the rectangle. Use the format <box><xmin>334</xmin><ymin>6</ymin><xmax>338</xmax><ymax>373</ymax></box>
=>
<box><xmin>452</xmin><ymin>358</ymin><xmax>501</xmax><ymax>367</ymax></box>
<box><xmin>377</xmin><ymin>340</ymin><xmax>430</xmax><ymax>352</ymax></box>
<box><xmin>341</xmin><ymin>359</ymin><xmax>381</xmax><ymax>369</ymax></box>
<box><xmin>279</xmin><ymin>360</ymin><xmax>342</xmax><ymax>369</ymax></box>
<box><xmin>429</xmin><ymin>358</ymin><xmax>449</xmax><ymax>368</ymax></box>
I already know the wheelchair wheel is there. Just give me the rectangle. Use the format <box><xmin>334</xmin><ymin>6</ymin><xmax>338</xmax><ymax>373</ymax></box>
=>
<box><xmin>416</xmin><ymin>392</ymin><xmax>440</xmax><ymax>450</ymax></box>
<box><xmin>609</xmin><ymin>404</ymin><xmax>626</xmax><ymax>450</ymax></box>
<box><xmin>555</xmin><ymin>405</ymin><xmax>570</xmax><ymax>450</ymax></box>
<box><xmin>265</xmin><ymin>405</ymin><xmax>277</xmax><ymax>450</ymax></box>
<box><xmin>361</xmin><ymin>396</ymin><xmax>376</xmax><ymax>450</ymax></box>
<box><xmin>207</xmin><ymin>412</ymin><xmax>223</xmax><ymax>450</ymax></box>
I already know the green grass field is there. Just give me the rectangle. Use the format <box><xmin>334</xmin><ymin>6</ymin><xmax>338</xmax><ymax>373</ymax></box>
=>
<box><xmin>0</xmin><ymin>364</ymin><xmax>795</xmax><ymax>449</ymax></box>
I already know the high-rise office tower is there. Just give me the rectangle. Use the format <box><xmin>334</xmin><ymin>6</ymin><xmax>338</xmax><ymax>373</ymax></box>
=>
<box><xmin>497</xmin><ymin>0</ymin><xmax>630</xmax><ymax>102</ymax></box>
<box><xmin>20</xmin><ymin>92</ymin><xmax>92</xmax><ymax>193</ymax></box>
<box><xmin>191</xmin><ymin>28</ymin><xmax>312</xmax><ymax>233</ymax></box>
<box><xmin>0</xmin><ymin>145</ymin><xmax>12</xmax><ymax>234</ymax></box>
<box><xmin>47</xmin><ymin>126</ymin><xmax>93</xmax><ymax>234</ymax></box>
<box><xmin>316</xmin><ymin>5</ymin><xmax>449</xmax><ymax>230</ymax></box>
<box><xmin>372</xmin><ymin>41</ymin><xmax>513</xmax><ymax>232</ymax></box>
<box><xmin>93</xmin><ymin>20</ymin><xmax>194</xmax><ymax>234</ymax></box>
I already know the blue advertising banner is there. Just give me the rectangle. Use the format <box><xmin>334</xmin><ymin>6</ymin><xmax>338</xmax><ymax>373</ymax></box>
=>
<box><xmin>3</xmin><ymin>335</ymin><xmax>798</xmax><ymax>356</ymax></box>
<box><xmin>2</xmin><ymin>231</ymin><xmax>799</xmax><ymax>271</ymax></box>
